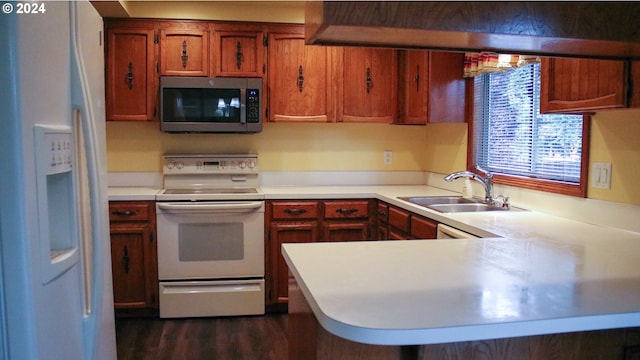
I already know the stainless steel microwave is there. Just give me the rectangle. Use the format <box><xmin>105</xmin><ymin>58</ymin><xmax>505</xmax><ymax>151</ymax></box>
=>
<box><xmin>160</xmin><ymin>76</ymin><xmax>262</xmax><ymax>133</ymax></box>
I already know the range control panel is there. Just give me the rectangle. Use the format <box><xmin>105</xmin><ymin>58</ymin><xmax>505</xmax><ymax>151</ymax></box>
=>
<box><xmin>163</xmin><ymin>154</ymin><xmax>259</xmax><ymax>175</ymax></box>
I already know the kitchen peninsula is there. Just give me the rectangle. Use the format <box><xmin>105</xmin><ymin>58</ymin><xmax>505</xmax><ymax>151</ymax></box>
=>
<box><xmin>282</xmin><ymin>204</ymin><xmax>640</xmax><ymax>359</ymax></box>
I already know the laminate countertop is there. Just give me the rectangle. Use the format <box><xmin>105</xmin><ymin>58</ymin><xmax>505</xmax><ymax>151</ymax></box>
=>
<box><xmin>274</xmin><ymin>186</ymin><xmax>640</xmax><ymax>346</ymax></box>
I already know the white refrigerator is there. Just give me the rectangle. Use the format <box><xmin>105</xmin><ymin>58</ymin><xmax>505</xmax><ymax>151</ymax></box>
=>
<box><xmin>0</xmin><ymin>1</ymin><xmax>117</xmax><ymax>359</ymax></box>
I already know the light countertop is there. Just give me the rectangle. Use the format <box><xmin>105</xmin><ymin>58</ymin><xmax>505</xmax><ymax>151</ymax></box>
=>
<box><xmin>283</xmin><ymin>233</ymin><xmax>640</xmax><ymax>345</ymax></box>
<box><xmin>110</xmin><ymin>183</ymin><xmax>640</xmax><ymax>344</ymax></box>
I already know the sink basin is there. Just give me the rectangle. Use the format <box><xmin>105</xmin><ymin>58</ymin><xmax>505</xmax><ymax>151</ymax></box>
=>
<box><xmin>398</xmin><ymin>196</ymin><xmax>478</xmax><ymax>207</ymax></box>
<box><xmin>398</xmin><ymin>196</ymin><xmax>520</xmax><ymax>213</ymax></box>
<box><xmin>428</xmin><ymin>203</ymin><xmax>509</xmax><ymax>213</ymax></box>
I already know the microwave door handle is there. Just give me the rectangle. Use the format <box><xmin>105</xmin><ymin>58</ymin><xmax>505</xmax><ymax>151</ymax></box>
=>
<box><xmin>240</xmin><ymin>88</ymin><xmax>246</xmax><ymax>124</ymax></box>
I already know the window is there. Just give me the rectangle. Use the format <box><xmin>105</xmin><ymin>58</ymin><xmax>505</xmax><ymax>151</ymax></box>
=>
<box><xmin>470</xmin><ymin>63</ymin><xmax>589</xmax><ymax>197</ymax></box>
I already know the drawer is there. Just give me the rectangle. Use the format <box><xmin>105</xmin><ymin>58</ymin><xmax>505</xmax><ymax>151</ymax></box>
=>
<box><xmin>323</xmin><ymin>201</ymin><xmax>369</xmax><ymax>219</ymax></box>
<box><xmin>109</xmin><ymin>201</ymin><xmax>151</xmax><ymax>222</ymax></box>
<box><xmin>271</xmin><ymin>201</ymin><xmax>318</xmax><ymax>220</ymax></box>
<box><xmin>376</xmin><ymin>202</ymin><xmax>389</xmax><ymax>223</ymax></box>
<box><xmin>388</xmin><ymin>206</ymin><xmax>410</xmax><ymax>233</ymax></box>
<box><xmin>410</xmin><ymin>216</ymin><xmax>438</xmax><ymax>239</ymax></box>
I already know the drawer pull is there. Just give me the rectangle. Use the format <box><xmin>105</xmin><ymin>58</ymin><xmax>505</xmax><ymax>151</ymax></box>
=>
<box><xmin>284</xmin><ymin>208</ymin><xmax>307</xmax><ymax>215</ymax></box>
<box><xmin>378</xmin><ymin>210</ymin><xmax>387</xmax><ymax>216</ymax></box>
<box><xmin>112</xmin><ymin>210</ymin><xmax>138</xmax><ymax>217</ymax></box>
<box><xmin>336</xmin><ymin>208</ymin><xmax>359</xmax><ymax>215</ymax></box>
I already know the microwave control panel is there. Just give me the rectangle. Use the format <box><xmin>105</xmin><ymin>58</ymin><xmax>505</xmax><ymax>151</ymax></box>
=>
<box><xmin>246</xmin><ymin>89</ymin><xmax>260</xmax><ymax>123</ymax></box>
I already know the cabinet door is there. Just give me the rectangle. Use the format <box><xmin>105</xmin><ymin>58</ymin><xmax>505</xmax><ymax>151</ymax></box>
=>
<box><xmin>428</xmin><ymin>51</ymin><xmax>467</xmax><ymax>123</ymax></box>
<box><xmin>340</xmin><ymin>47</ymin><xmax>398</xmax><ymax>123</ymax></box>
<box><xmin>541</xmin><ymin>57</ymin><xmax>627</xmax><ymax>113</ymax></box>
<box><xmin>322</xmin><ymin>222</ymin><xmax>369</xmax><ymax>242</ymax></box>
<box><xmin>268</xmin><ymin>222</ymin><xmax>318</xmax><ymax>305</ymax></box>
<box><xmin>159</xmin><ymin>24</ymin><xmax>210</xmax><ymax>76</ymax></box>
<box><xmin>105</xmin><ymin>25</ymin><xmax>155</xmax><ymax>121</ymax></box>
<box><xmin>398</xmin><ymin>50</ymin><xmax>429</xmax><ymax>124</ymax></box>
<box><xmin>268</xmin><ymin>31</ymin><xmax>334</xmax><ymax>122</ymax></box>
<box><xmin>214</xmin><ymin>25</ymin><xmax>264</xmax><ymax>77</ymax></box>
<box><xmin>110</xmin><ymin>223</ymin><xmax>156</xmax><ymax>308</ymax></box>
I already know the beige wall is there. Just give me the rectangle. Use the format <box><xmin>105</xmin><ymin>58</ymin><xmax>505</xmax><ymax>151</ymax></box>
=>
<box><xmin>106</xmin><ymin>109</ymin><xmax>640</xmax><ymax>206</ymax></box>
<box><xmin>106</xmin><ymin>121</ymin><xmax>428</xmax><ymax>172</ymax></box>
<box><xmin>588</xmin><ymin>109</ymin><xmax>640</xmax><ymax>205</ymax></box>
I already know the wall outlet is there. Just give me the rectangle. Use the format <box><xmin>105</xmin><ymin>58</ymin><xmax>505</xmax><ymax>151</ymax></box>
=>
<box><xmin>592</xmin><ymin>162</ymin><xmax>612</xmax><ymax>189</ymax></box>
<box><xmin>383</xmin><ymin>150</ymin><xmax>393</xmax><ymax>165</ymax></box>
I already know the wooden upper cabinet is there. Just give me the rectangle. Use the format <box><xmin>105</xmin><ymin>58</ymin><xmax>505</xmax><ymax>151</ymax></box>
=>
<box><xmin>397</xmin><ymin>50</ymin><xmax>466</xmax><ymax>125</ymax></box>
<box><xmin>427</xmin><ymin>51</ymin><xmax>467</xmax><ymax>123</ymax></box>
<box><xmin>214</xmin><ymin>24</ymin><xmax>265</xmax><ymax>77</ymax></box>
<box><xmin>631</xmin><ymin>61</ymin><xmax>640</xmax><ymax>108</ymax></box>
<box><xmin>267</xmin><ymin>28</ymin><xmax>334</xmax><ymax>122</ymax></box>
<box><xmin>105</xmin><ymin>22</ymin><xmax>156</xmax><ymax>121</ymax></box>
<box><xmin>540</xmin><ymin>57</ymin><xmax>627</xmax><ymax>113</ymax></box>
<box><xmin>339</xmin><ymin>47</ymin><xmax>398</xmax><ymax>123</ymax></box>
<box><xmin>159</xmin><ymin>22</ymin><xmax>210</xmax><ymax>76</ymax></box>
<box><xmin>398</xmin><ymin>50</ymin><xmax>429</xmax><ymax>124</ymax></box>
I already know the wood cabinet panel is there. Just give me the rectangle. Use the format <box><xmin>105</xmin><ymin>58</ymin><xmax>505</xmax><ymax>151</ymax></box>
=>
<box><xmin>159</xmin><ymin>24</ymin><xmax>210</xmax><ymax>76</ymax></box>
<box><xmin>109</xmin><ymin>201</ymin><xmax>157</xmax><ymax>311</ymax></box>
<box><xmin>110</xmin><ymin>224</ymin><xmax>154</xmax><ymax>308</ymax></box>
<box><xmin>323</xmin><ymin>200</ymin><xmax>369</xmax><ymax>219</ymax></box>
<box><xmin>631</xmin><ymin>61</ymin><xmax>640</xmax><ymax>108</ymax></box>
<box><xmin>268</xmin><ymin>222</ymin><xmax>318</xmax><ymax>305</ymax></box>
<box><xmin>388</xmin><ymin>206</ymin><xmax>410</xmax><ymax>233</ymax></box>
<box><xmin>410</xmin><ymin>216</ymin><xmax>438</xmax><ymax>239</ymax></box>
<box><xmin>214</xmin><ymin>24</ymin><xmax>265</xmax><ymax>77</ymax></box>
<box><xmin>322</xmin><ymin>222</ymin><xmax>369</xmax><ymax>242</ymax></box>
<box><xmin>398</xmin><ymin>50</ymin><xmax>429</xmax><ymax>124</ymax></box>
<box><xmin>541</xmin><ymin>57</ymin><xmax>627</xmax><ymax>112</ymax></box>
<box><xmin>427</xmin><ymin>51</ymin><xmax>467</xmax><ymax>123</ymax></box>
<box><xmin>271</xmin><ymin>201</ymin><xmax>319</xmax><ymax>220</ymax></box>
<box><xmin>267</xmin><ymin>30</ymin><xmax>334</xmax><ymax>122</ymax></box>
<box><xmin>340</xmin><ymin>47</ymin><xmax>398</xmax><ymax>123</ymax></box>
<box><xmin>109</xmin><ymin>202</ymin><xmax>150</xmax><ymax>222</ymax></box>
<box><xmin>105</xmin><ymin>23</ymin><xmax>156</xmax><ymax>121</ymax></box>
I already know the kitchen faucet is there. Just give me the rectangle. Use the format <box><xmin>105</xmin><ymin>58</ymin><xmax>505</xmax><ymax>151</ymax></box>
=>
<box><xmin>444</xmin><ymin>168</ymin><xmax>495</xmax><ymax>204</ymax></box>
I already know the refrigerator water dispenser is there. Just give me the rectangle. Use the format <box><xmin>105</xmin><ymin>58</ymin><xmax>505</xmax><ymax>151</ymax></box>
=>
<box><xmin>34</xmin><ymin>124</ymin><xmax>80</xmax><ymax>284</ymax></box>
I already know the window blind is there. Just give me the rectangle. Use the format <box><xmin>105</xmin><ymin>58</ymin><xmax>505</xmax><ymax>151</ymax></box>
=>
<box><xmin>473</xmin><ymin>64</ymin><xmax>583</xmax><ymax>183</ymax></box>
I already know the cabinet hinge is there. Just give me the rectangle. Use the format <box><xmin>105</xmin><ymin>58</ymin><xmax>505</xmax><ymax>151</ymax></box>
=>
<box><xmin>263</xmin><ymin>35</ymin><xmax>268</xmax><ymax>47</ymax></box>
<box><xmin>154</xmin><ymin>32</ymin><xmax>158</xmax><ymax>44</ymax></box>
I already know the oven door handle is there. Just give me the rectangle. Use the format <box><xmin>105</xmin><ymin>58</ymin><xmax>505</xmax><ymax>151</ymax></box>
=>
<box><xmin>157</xmin><ymin>201</ymin><xmax>264</xmax><ymax>213</ymax></box>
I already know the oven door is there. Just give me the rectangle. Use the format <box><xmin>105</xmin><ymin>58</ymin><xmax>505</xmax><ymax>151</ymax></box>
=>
<box><xmin>156</xmin><ymin>201</ymin><xmax>264</xmax><ymax>280</ymax></box>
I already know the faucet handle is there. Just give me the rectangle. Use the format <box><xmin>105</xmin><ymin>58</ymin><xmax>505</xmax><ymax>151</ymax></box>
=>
<box><xmin>494</xmin><ymin>194</ymin><xmax>510</xmax><ymax>208</ymax></box>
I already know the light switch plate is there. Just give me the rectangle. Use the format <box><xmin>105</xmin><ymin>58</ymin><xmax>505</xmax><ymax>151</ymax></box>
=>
<box><xmin>592</xmin><ymin>162</ymin><xmax>612</xmax><ymax>189</ymax></box>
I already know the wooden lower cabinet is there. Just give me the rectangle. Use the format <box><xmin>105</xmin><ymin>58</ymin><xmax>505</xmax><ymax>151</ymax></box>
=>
<box><xmin>267</xmin><ymin>199</ymin><xmax>439</xmax><ymax>310</ymax></box>
<box><xmin>268</xmin><ymin>221</ymin><xmax>318</xmax><ymax>306</ymax></box>
<box><xmin>108</xmin><ymin>201</ymin><xmax>158</xmax><ymax>312</ymax></box>
<box><xmin>378</xmin><ymin>200</ymin><xmax>439</xmax><ymax>241</ymax></box>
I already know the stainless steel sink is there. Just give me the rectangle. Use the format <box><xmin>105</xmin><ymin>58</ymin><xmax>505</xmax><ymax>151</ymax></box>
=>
<box><xmin>428</xmin><ymin>203</ymin><xmax>509</xmax><ymax>213</ymax></box>
<box><xmin>398</xmin><ymin>196</ymin><xmax>519</xmax><ymax>213</ymax></box>
<box><xmin>398</xmin><ymin>196</ymin><xmax>478</xmax><ymax>207</ymax></box>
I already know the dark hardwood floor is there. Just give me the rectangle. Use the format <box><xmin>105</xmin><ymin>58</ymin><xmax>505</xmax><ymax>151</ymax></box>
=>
<box><xmin>115</xmin><ymin>314</ymin><xmax>288</xmax><ymax>360</ymax></box>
